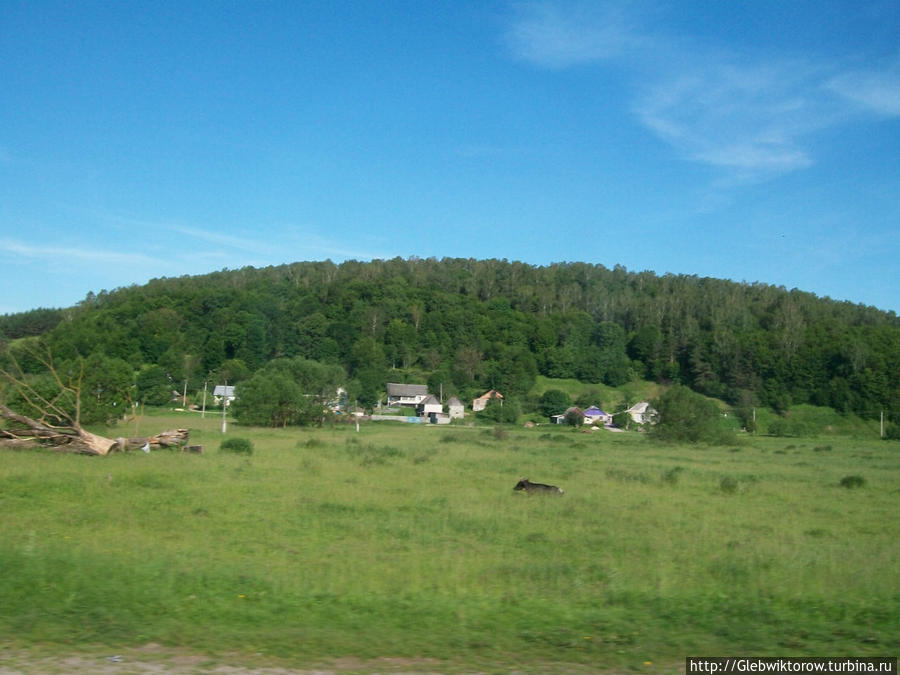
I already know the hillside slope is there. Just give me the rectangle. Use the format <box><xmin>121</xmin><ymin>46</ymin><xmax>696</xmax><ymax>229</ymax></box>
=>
<box><xmin>2</xmin><ymin>258</ymin><xmax>898</xmax><ymax>421</ymax></box>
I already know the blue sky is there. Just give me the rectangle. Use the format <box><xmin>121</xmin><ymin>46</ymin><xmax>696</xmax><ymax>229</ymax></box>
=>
<box><xmin>1</xmin><ymin>0</ymin><xmax>898</xmax><ymax>315</ymax></box>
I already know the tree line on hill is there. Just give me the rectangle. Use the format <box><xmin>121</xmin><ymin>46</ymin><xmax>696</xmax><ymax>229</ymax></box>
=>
<box><xmin>1</xmin><ymin>257</ymin><xmax>898</xmax><ymax>430</ymax></box>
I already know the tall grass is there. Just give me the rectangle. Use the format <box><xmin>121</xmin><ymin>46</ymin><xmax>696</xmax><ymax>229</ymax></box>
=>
<box><xmin>1</xmin><ymin>415</ymin><xmax>897</xmax><ymax>670</ymax></box>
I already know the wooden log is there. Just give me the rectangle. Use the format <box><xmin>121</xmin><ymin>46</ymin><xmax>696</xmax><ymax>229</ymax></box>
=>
<box><xmin>2</xmin><ymin>402</ymin><xmax>190</xmax><ymax>456</ymax></box>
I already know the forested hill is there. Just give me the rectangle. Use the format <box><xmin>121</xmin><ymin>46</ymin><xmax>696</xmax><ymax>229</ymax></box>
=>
<box><xmin>2</xmin><ymin>258</ymin><xmax>899</xmax><ymax>419</ymax></box>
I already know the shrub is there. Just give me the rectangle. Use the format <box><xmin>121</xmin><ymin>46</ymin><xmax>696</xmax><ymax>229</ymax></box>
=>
<box><xmin>220</xmin><ymin>437</ymin><xmax>254</xmax><ymax>455</ymax></box>
<box><xmin>477</xmin><ymin>398</ymin><xmax>520</xmax><ymax>424</ymax></box>
<box><xmin>652</xmin><ymin>385</ymin><xmax>734</xmax><ymax>444</ymax></box>
<box><xmin>839</xmin><ymin>475</ymin><xmax>866</xmax><ymax>489</ymax></box>
<box><xmin>539</xmin><ymin>389</ymin><xmax>571</xmax><ymax>418</ymax></box>
<box><xmin>719</xmin><ymin>476</ymin><xmax>739</xmax><ymax>494</ymax></box>
<box><xmin>661</xmin><ymin>466</ymin><xmax>684</xmax><ymax>485</ymax></box>
<box><xmin>564</xmin><ymin>408</ymin><xmax>585</xmax><ymax>427</ymax></box>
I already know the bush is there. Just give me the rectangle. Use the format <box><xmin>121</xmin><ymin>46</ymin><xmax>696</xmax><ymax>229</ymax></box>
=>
<box><xmin>220</xmin><ymin>437</ymin><xmax>254</xmax><ymax>455</ymax></box>
<box><xmin>564</xmin><ymin>408</ymin><xmax>585</xmax><ymax>427</ymax></box>
<box><xmin>611</xmin><ymin>410</ymin><xmax>630</xmax><ymax>429</ymax></box>
<box><xmin>477</xmin><ymin>398</ymin><xmax>520</xmax><ymax>424</ymax></box>
<box><xmin>661</xmin><ymin>466</ymin><xmax>684</xmax><ymax>485</ymax></box>
<box><xmin>839</xmin><ymin>475</ymin><xmax>866</xmax><ymax>489</ymax></box>
<box><xmin>719</xmin><ymin>476</ymin><xmax>739</xmax><ymax>494</ymax></box>
<box><xmin>652</xmin><ymin>385</ymin><xmax>734</xmax><ymax>444</ymax></box>
<box><xmin>539</xmin><ymin>389</ymin><xmax>571</xmax><ymax>418</ymax></box>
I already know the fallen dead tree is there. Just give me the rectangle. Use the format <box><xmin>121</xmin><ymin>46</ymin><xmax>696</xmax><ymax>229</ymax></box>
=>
<box><xmin>0</xmin><ymin>344</ymin><xmax>189</xmax><ymax>455</ymax></box>
<box><xmin>114</xmin><ymin>428</ymin><xmax>191</xmax><ymax>453</ymax></box>
<box><xmin>0</xmin><ymin>403</ymin><xmax>189</xmax><ymax>455</ymax></box>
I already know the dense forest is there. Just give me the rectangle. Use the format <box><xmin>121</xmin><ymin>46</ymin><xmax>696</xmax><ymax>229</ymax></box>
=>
<box><xmin>1</xmin><ymin>258</ymin><xmax>898</xmax><ymax>426</ymax></box>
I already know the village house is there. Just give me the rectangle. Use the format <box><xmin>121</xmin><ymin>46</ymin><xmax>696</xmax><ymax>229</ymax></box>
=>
<box><xmin>552</xmin><ymin>406</ymin><xmax>583</xmax><ymax>425</ymax></box>
<box><xmin>416</xmin><ymin>394</ymin><xmax>443</xmax><ymax>417</ymax></box>
<box><xmin>583</xmin><ymin>406</ymin><xmax>613</xmax><ymax>426</ymax></box>
<box><xmin>213</xmin><ymin>385</ymin><xmax>236</xmax><ymax>407</ymax></box>
<box><xmin>626</xmin><ymin>401</ymin><xmax>658</xmax><ymax>425</ymax></box>
<box><xmin>386</xmin><ymin>383</ymin><xmax>430</xmax><ymax>408</ymax></box>
<box><xmin>472</xmin><ymin>389</ymin><xmax>503</xmax><ymax>412</ymax></box>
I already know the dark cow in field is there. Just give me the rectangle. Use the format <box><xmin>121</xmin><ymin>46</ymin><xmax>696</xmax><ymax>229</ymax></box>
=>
<box><xmin>513</xmin><ymin>478</ymin><xmax>564</xmax><ymax>495</ymax></box>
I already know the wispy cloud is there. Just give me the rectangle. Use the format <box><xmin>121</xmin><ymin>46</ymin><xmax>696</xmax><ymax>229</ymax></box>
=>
<box><xmin>828</xmin><ymin>57</ymin><xmax>900</xmax><ymax>117</ymax></box>
<box><xmin>94</xmin><ymin>210</ymin><xmax>389</xmax><ymax>266</ymax></box>
<box><xmin>633</xmin><ymin>59</ymin><xmax>837</xmax><ymax>177</ymax></box>
<box><xmin>0</xmin><ymin>238</ymin><xmax>161</xmax><ymax>267</ymax></box>
<box><xmin>504</xmin><ymin>1</ymin><xmax>900</xmax><ymax>180</ymax></box>
<box><xmin>173</xmin><ymin>225</ymin><xmax>279</xmax><ymax>256</ymax></box>
<box><xmin>504</xmin><ymin>1</ymin><xmax>639</xmax><ymax>67</ymax></box>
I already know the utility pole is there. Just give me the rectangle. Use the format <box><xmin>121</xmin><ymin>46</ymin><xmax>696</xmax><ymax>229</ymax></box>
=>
<box><xmin>221</xmin><ymin>379</ymin><xmax>228</xmax><ymax>434</ymax></box>
<box><xmin>201</xmin><ymin>381</ymin><xmax>208</xmax><ymax>419</ymax></box>
<box><xmin>182</xmin><ymin>380</ymin><xmax>188</xmax><ymax>408</ymax></box>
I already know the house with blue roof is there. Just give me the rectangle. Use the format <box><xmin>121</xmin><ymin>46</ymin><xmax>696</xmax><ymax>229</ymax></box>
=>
<box><xmin>583</xmin><ymin>406</ymin><xmax>612</xmax><ymax>426</ymax></box>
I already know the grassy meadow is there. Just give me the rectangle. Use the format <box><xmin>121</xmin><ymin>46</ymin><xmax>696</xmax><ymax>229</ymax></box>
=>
<box><xmin>1</xmin><ymin>412</ymin><xmax>898</xmax><ymax>672</ymax></box>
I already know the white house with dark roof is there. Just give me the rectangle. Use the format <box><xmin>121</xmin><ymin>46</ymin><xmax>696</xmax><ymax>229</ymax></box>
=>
<box><xmin>386</xmin><ymin>383</ymin><xmax>430</xmax><ymax>407</ymax></box>
<box><xmin>416</xmin><ymin>395</ymin><xmax>443</xmax><ymax>416</ymax></box>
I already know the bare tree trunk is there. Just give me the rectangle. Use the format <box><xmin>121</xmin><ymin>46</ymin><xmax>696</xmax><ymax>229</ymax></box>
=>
<box><xmin>1</xmin><ymin>344</ymin><xmax>189</xmax><ymax>455</ymax></box>
<box><xmin>0</xmin><ymin>403</ymin><xmax>188</xmax><ymax>455</ymax></box>
<box><xmin>0</xmin><ymin>403</ymin><xmax>117</xmax><ymax>454</ymax></box>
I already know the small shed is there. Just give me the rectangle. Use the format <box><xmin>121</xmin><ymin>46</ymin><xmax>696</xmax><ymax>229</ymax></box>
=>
<box><xmin>416</xmin><ymin>394</ymin><xmax>443</xmax><ymax>417</ymax></box>
<box><xmin>447</xmin><ymin>396</ymin><xmax>465</xmax><ymax>419</ymax></box>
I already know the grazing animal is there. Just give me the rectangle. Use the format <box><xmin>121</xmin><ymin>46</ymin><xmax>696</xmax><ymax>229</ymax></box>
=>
<box><xmin>513</xmin><ymin>478</ymin><xmax>564</xmax><ymax>495</ymax></box>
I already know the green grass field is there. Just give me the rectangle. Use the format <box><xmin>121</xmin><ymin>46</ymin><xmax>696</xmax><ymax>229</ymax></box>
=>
<box><xmin>1</xmin><ymin>413</ymin><xmax>898</xmax><ymax>672</ymax></box>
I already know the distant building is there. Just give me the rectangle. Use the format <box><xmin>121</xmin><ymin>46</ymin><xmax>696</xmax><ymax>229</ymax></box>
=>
<box><xmin>447</xmin><ymin>396</ymin><xmax>465</xmax><ymax>419</ymax></box>
<box><xmin>583</xmin><ymin>406</ymin><xmax>612</xmax><ymax>426</ymax></box>
<box><xmin>552</xmin><ymin>406</ymin><xmax>584</xmax><ymax>425</ymax></box>
<box><xmin>416</xmin><ymin>394</ymin><xmax>443</xmax><ymax>417</ymax></box>
<box><xmin>472</xmin><ymin>389</ymin><xmax>503</xmax><ymax>412</ymax></box>
<box><xmin>213</xmin><ymin>385</ymin><xmax>236</xmax><ymax>406</ymax></box>
<box><xmin>626</xmin><ymin>401</ymin><xmax>658</xmax><ymax>425</ymax></box>
<box><xmin>386</xmin><ymin>383</ymin><xmax>430</xmax><ymax>407</ymax></box>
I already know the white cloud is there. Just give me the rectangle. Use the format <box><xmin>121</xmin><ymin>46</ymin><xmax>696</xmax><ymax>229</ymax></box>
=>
<box><xmin>504</xmin><ymin>1</ymin><xmax>638</xmax><ymax>68</ymax></box>
<box><xmin>634</xmin><ymin>60</ymin><xmax>835</xmax><ymax>176</ymax></box>
<box><xmin>174</xmin><ymin>225</ymin><xmax>279</xmax><ymax>256</ymax></box>
<box><xmin>828</xmin><ymin>58</ymin><xmax>900</xmax><ymax>117</ymax></box>
<box><xmin>504</xmin><ymin>1</ymin><xmax>898</xmax><ymax>180</ymax></box>
<box><xmin>0</xmin><ymin>238</ymin><xmax>161</xmax><ymax>267</ymax></box>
